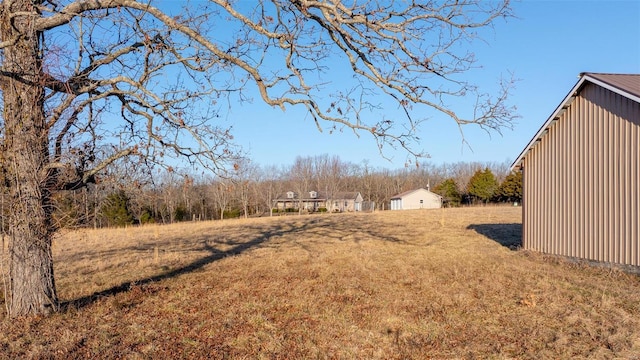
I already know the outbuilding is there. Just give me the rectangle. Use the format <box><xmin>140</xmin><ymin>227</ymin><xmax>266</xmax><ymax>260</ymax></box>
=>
<box><xmin>390</xmin><ymin>188</ymin><xmax>442</xmax><ymax>210</ymax></box>
<box><xmin>511</xmin><ymin>73</ymin><xmax>639</xmax><ymax>267</ymax></box>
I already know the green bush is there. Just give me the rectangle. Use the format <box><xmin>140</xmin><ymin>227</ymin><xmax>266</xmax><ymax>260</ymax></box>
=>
<box><xmin>101</xmin><ymin>190</ymin><xmax>134</xmax><ymax>227</ymax></box>
<box><xmin>223</xmin><ymin>209</ymin><xmax>241</xmax><ymax>218</ymax></box>
<box><xmin>139</xmin><ymin>209</ymin><xmax>155</xmax><ymax>224</ymax></box>
<box><xmin>174</xmin><ymin>206</ymin><xmax>187</xmax><ymax>222</ymax></box>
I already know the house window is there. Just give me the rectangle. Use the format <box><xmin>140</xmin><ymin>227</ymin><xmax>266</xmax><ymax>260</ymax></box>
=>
<box><xmin>287</xmin><ymin>191</ymin><xmax>294</xmax><ymax>199</ymax></box>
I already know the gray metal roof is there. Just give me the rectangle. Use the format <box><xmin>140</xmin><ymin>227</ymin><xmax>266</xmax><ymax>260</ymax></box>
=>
<box><xmin>585</xmin><ymin>73</ymin><xmax>640</xmax><ymax>99</ymax></box>
<box><xmin>510</xmin><ymin>73</ymin><xmax>640</xmax><ymax>171</ymax></box>
<box><xmin>274</xmin><ymin>191</ymin><xmax>361</xmax><ymax>201</ymax></box>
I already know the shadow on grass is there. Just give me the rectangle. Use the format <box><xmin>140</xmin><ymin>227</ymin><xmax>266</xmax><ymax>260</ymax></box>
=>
<box><xmin>60</xmin><ymin>215</ymin><xmax>405</xmax><ymax>312</ymax></box>
<box><xmin>60</xmin><ymin>225</ymin><xmax>288</xmax><ymax>312</ymax></box>
<box><xmin>467</xmin><ymin>223</ymin><xmax>522</xmax><ymax>250</ymax></box>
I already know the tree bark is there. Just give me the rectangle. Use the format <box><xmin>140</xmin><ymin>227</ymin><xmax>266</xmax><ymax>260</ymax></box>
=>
<box><xmin>1</xmin><ymin>0</ymin><xmax>59</xmax><ymax>316</ymax></box>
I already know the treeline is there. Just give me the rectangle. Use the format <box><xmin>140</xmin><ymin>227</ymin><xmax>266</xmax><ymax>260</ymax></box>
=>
<box><xmin>15</xmin><ymin>155</ymin><xmax>521</xmax><ymax>229</ymax></box>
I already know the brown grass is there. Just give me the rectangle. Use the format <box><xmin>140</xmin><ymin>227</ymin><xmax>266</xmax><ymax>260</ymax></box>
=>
<box><xmin>1</xmin><ymin>207</ymin><xmax>640</xmax><ymax>359</ymax></box>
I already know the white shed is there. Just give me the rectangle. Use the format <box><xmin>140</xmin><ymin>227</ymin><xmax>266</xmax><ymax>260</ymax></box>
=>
<box><xmin>390</xmin><ymin>188</ymin><xmax>442</xmax><ymax>210</ymax></box>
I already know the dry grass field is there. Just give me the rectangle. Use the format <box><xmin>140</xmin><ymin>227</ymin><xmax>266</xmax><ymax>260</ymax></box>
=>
<box><xmin>1</xmin><ymin>206</ymin><xmax>640</xmax><ymax>359</ymax></box>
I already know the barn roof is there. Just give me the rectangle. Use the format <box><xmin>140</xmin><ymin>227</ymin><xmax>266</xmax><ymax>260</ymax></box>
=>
<box><xmin>587</xmin><ymin>73</ymin><xmax>640</xmax><ymax>99</ymax></box>
<box><xmin>510</xmin><ymin>73</ymin><xmax>640</xmax><ymax>171</ymax></box>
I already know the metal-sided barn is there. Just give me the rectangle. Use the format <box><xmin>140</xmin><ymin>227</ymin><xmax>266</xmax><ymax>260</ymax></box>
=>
<box><xmin>390</xmin><ymin>188</ymin><xmax>442</xmax><ymax>210</ymax></box>
<box><xmin>511</xmin><ymin>73</ymin><xmax>640</xmax><ymax>267</ymax></box>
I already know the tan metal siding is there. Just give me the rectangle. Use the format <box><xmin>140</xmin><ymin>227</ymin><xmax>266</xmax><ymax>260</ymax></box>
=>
<box><xmin>522</xmin><ymin>83</ymin><xmax>640</xmax><ymax>266</ymax></box>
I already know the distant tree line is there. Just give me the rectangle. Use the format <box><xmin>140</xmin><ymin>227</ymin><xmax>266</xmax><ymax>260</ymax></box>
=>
<box><xmin>2</xmin><ymin>155</ymin><xmax>521</xmax><ymax>229</ymax></box>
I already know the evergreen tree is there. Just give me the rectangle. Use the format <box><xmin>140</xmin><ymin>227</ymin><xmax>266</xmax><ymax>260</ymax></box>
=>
<box><xmin>101</xmin><ymin>191</ymin><xmax>134</xmax><ymax>227</ymax></box>
<box><xmin>495</xmin><ymin>172</ymin><xmax>523</xmax><ymax>203</ymax></box>
<box><xmin>433</xmin><ymin>178</ymin><xmax>462</xmax><ymax>207</ymax></box>
<box><xmin>467</xmin><ymin>168</ymin><xmax>498</xmax><ymax>204</ymax></box>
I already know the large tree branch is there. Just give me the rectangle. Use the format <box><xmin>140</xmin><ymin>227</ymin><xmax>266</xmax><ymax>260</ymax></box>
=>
<box><xmin>35</xmin><ymin>0</ymin><xmax>145</xmax><ymax>31</ymax></box>
<box><xmin>60</xmin><ymin>147</ymin><xmax>135</xmax><ymax>190</ymax></box>
<box><xmin>29</xmin><ymin>0</ymin><xmax>515</xmax><ymax>169</ymax></box>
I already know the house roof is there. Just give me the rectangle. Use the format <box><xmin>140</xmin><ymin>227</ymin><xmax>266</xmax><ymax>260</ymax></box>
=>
<box><xmin>390</xmin><ymin>188</ymin><xmax>441</xmax><ymax>200</ymax></box>
<box><xmin>274</xmin><ymin>191</ymin><xmax>361</xmax><ymax>201</ymax></box>
<box><xmin>510</xmin><ymin>73</ymin><xmax>640</xmax><ymax>171</ymax></box>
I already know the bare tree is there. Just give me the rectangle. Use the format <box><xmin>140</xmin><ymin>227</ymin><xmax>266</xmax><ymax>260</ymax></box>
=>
<box><xmin>256</xmin><ymin>165</ymin><xmax>285</xmax><ymax>217</ymax></box>
<box><xmin>150</xmin><ymin>172</ymin><xmax>175</xmax><ymax>223</ymax></box>
<box><xmin>0</xmin><ymin>0</ymin><xmax>515</xmax><ymax>316</ymax></box>
<box><xmin>289</xmin><ymin>156</ymin><xmax>314</xmax><ymax>214</ymax></box>
<box><xmin>209</xmin><ymin>178</ymin><xmax>234</xmax><ymax>220</ymax></box>
<box><xmin>232</xmin><ymin>159</ymin><xmax>258</xmax><ymax>219</ymax></box>
<box><xmin>312</xmin><ymin>154</ymin><xmax>346</xmax><ymax>206</ymax></box>
<box><xmin>189</xmin><ymin>179</ymin><xmax>213</xmax><ymax>221</ymax></box>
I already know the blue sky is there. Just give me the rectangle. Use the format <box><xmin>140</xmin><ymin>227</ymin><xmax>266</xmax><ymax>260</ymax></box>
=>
<box><xmin>214</xmin><ymin>0</ymin><xmax>640</xmax><ymax>170</ymax></box>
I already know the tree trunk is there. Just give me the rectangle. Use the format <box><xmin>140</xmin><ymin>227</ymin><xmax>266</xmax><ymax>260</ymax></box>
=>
<box><xmin>1</xmin><ymin>0</ymin><xmax>59</xmax><ymax>316</ymax></box>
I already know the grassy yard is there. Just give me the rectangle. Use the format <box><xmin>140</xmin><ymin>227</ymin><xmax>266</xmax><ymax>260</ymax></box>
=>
<box><xmin>1</xmin><ymin>207</ymin><xmax>639</xmax><ymax>359</ymax></box>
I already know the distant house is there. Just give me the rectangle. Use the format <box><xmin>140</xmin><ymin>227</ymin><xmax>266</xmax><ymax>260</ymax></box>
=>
<box><xmin>511</xmin><ymin>73</ymin><xmax>640</xmax><ymax>267</ymax></box>
<box><xmin>273</xmin><ymin>191</ymin><xmax>363</xmax><ymax>212</ymax></box>
<box><xmin>390</xmin><ymin>188</ymin><xmax>442</xmax><ymax>210</ymax></box>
